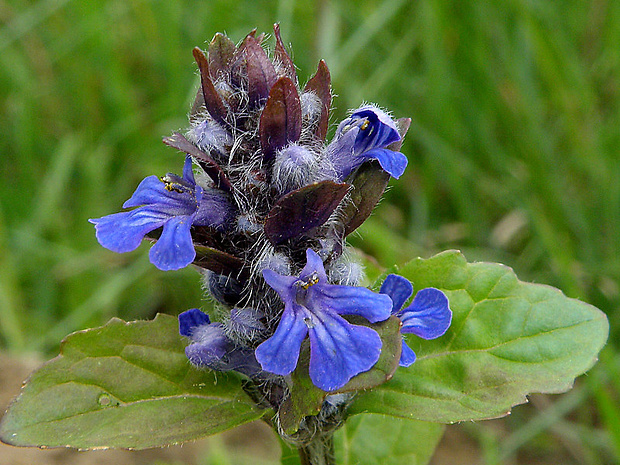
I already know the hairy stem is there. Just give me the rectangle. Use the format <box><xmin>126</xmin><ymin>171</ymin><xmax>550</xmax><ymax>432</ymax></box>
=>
<box><xmin>298</xmin><ymin>431</ymin><xmax>335</xmax><ymax>465</ymax></box>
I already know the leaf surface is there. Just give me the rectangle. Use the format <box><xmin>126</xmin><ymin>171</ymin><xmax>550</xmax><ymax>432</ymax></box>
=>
<box><xmin>349</xmin><ymin>250</ymin><xmax>609</xmax><ymax>423</ymax></box>
<box><xmin>259</xmin><ymin>76</ymin><xmax>302</xmax><ymax>160</ymax></box>
<box><xmin>0</xmin><ymin>314</ymin><xmax>264</xmax><ymax>449</ymax></box>
<box><xmin>335</xmin><ymin>415</ymin><xmax>444</xmax><ymax>465</ymax></box>
<box><xmin>208</xmin><ymin>32</ymin><xmax>237</xmax><ymax>79</ymax></box>
<box><xmin>264</xmin><ymin>181</ymin><xmax>349</xmax><ymax>245</ymax></box>
<box><xmin>304</xmin><ymin>60</ymin><xmax>331</xmax><ymax>140</ymax></box>
<box><xmin>193</xmin><ymin>47</ymin><xmax>228</xmax><ymax>127</ymax></box>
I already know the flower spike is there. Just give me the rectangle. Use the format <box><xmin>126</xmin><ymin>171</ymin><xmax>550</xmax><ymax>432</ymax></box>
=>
<box><xmin>91</xmin><ymin>28</ymin><xmax>413</xmax><ymax>403</ymax></box>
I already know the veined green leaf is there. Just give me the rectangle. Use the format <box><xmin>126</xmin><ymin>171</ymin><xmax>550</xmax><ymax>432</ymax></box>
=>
<box><xmin>335</xmin><ymin>414</ymin><xmax>444</xmax><ymax>465</ymax></box>
<box><xmin>0</xmin><ymin>314</ymin><xmax>265</xmax><ymax>449</ymax></box>
<box><xmin>350</xmin><ymin>250</ymin><xmax>608</xmax><ymax>423</ymax></box>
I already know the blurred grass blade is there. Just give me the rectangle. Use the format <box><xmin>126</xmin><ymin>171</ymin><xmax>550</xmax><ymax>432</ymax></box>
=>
<box><xmin>0</xmin><ymin>0</ymin><xmax>73</xmax><ymax>51</ymax></box>
<box><xmin>328</xmin><ymin>0</ymin><xmax>410</xmax><ymax>79</ymax></box>
<box><xmin>499</xmin><ymin>387</ymin><xmax>589</xmax><ymax>461</ymax></box>
<box><xmin>0</xmin><ymin>216</ymin><xmax>26</xmax><ymax>351</ymax></box>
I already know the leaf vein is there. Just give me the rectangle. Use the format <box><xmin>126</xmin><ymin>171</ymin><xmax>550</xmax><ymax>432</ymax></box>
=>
<box><xmin>418</xmin><ymin>317</ymin><xmax>600</xmax><ymax>361</ymax></box>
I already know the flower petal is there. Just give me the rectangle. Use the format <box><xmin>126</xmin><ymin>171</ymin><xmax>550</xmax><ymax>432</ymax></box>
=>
<box><xmin>262</xmin><ymin>269</ymin><xmax>298</xmax><ymax>302</ymax></box>
<box><xmin>254</xmin><ymin>304</ymin><xmax>308</xmax><ymax>376</ymax></box>
<box><xmin>399</xmin><ymin>288</ymin><xmax>452</xmax><ymax>339</ymax></box>
<box><xmin>221</xmin><ymin>348</ymin><xmax>264</xmax><ymax>378</ymax></box>
<box><xmin>308</xmin><ymin>312</ymin><xmax>382</xmax><ymax>391</ymax></box>
<box><xmin>380</xmin><ymin>274</ymin><xmax>414</xmax><ymax>314</ymax></box>
<box><xmin>327</xmin><ymin>105</ymin><xmax>406</xmax><ymax>180</ymax></box>
<box><xmin>326</xmin><ymin>128</ymin><xmax>358</xmax><ymax>180</ymax></box>
<box><xmin>122</xmin><ymin>175</ymin><xmax>197</xmax><ymax>216</ymax></box>
<box><xmin>399</xmin><ymin>338</ymin><xmax>417</xmax><ymax>367</ymax></box>
<box><xmin>122</xmin><ymin>176</ymin><xmax>166</xmax><ymax>208</ymax></box>
<box><xmin>182</xmin><ymin>155</ymin><xmax>196</xmax><ymax>184</ymax></box>
<box><xmin>310</xmin><ymin>284</ymin><xmax>392</xmax><ymax>323</ymax></box>
<box><xmin>149</xmin><ymin>215</ymin><xmax>196</xmax><ymax>270</ymax></box>
<box><xmin>193</xmin><ymin>188</ymin><xmax>234</xmax><ymax>229</ymax></box>
<box><xmin>182</xmin><ymin>313</ymin><xmax>263</xmax><ymax>377</ymax></box>
<box><xmin>179</xmin><ymin>308</ymin><xmax>210</xmax><ymax>337</ymax></box>
<box><xmin>350</xmin><ymin>106</ymin><xmax>401</xmax><ymax>153</ymax></box>
<box><xmin>361</xmin><ymin>148</ymin><xmax>408</xmax><ymax>179</ymax></box>
<box><xmin>89</xmin><ymin>208</ymin><xmax>166</xmax><ymax>253</ymax></box>
<box><xmin>300</xmin><ymin>248</ymin><xmax>328</xmax><ymax>282</ymax></box>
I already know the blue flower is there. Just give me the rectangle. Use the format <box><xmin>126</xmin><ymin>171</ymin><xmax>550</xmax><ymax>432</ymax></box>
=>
<box><xmin>255</xmin><ymin>249</ymin><xmax>393</xmax><ymax>392</ymax></box>
<box><xmin>179</xmin><ymin>308</ymin><xmax>262</xmax><ymax>377</ymax></box>
<box><xmin>379</xmin><ymin>274</ymin><xmax>452</xmax><ymax>367</ymax></box>
<box><xmin>90</xmin><ymin>156</ymin><xmax>233</xmax><ymax>271</ymax></box>
<box><xmin>327</xmin><ymin>105</ymin><xmax>408</xmax><ymax>180</ymax></box>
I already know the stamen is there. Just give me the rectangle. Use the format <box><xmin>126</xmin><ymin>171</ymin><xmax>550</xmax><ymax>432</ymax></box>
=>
<box><xmin>160</xmin><ymin>176</ymin><xmax>186</xmax><ymax>194</ymax></box>
<box><xmin>295</xmin><ymin>272</ymin><xmax>320</xmax><ymax>290</ymax></box>
<box><xmin>360</xmin><ymin>119</ymin><xmax>370</xmax><ymax>130</ymax></box>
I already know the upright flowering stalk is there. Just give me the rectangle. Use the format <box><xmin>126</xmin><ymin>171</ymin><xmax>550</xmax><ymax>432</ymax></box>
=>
<box><xmin>90</xmin><ymin>25</ymin><xmax>450</xmax><ymax>458</ymax></box>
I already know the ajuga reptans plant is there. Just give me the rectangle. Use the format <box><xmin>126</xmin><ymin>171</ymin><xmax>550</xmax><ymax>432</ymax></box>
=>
<box><xmin>90</xmin><ymin>25</ymin><xmax>451</xmax><ymax>445</ymax></box>
<box><xmin>0</xmin><ymin>23</ymin><xmax>609</xmax><ymax>465</ymax></box>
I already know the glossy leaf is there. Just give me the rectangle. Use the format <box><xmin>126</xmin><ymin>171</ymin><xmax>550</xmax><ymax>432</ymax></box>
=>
<box><xmin>0</xmin><ymin>314</ymin><xmax>265</xmax><ymax>450</ymax></box>
<box><xmin>264</xmin><ymin>181</ymin><xmax>349</xmax><ymax>245</ymax></box>
<box><xmin>349</xmin><ymin>250</ymin><xmax>609</xmax><ymax>423</ymax></box>
<box><xmin>278</xmin><ymin>316</ymin><xmax>401</xmax><ymax>434</ymax></box>
<box><xmin>259</xmin><ymin>76</ymin><xmax>302</xmax><ymax>160</ymax></box>
<box><xmin>304</xmin><ymin>60</ymin><xmax>331</xmax><ymax>140</ymax></box>
<box><xmin>273</xmin><ymin>24</ymin><xmax>297</xmax><ymax>82</ymax></box>
<box><xmin>193</xmin><ymin>47</ymin><xmax>228</xmax><ymax>127</ymax></box>
<box><xmin>335</xmin><ymin>415</ymin><xmax>445</xmax><ymax>465</ymax></box>
<box><xmin>208</xmin><ymin>32</ymin><xmax>237</xmax><ymax>80</ymax></box>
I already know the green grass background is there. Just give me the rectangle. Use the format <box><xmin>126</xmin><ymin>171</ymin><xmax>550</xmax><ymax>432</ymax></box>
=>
<box><xmin>1</xmin><ymin>0</ymin><xmax>619</xmax><ymax>463</ymax></box>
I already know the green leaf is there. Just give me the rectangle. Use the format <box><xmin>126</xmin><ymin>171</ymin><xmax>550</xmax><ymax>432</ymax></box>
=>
<box><xmin>349</xmin><ymin>250</ymin><xmax>609</xmax><ymax>423</ymax></box>
<box><xmin>335</xmin><ymin>414</ymin><xmax>444</xmax><ymax>465</ymax></box>
<box><xmin>279</xmin><ymin>436</ymin><xmax>302</xmax><ymax>465</ymax></box>
<box><xmin>0</xmin><ymin>314</ymin><xmax>265</xmax><ymax>449</ymax></box>
<box><xmin>279</xmin><ymin>316</ymin><xmax>401</xmax><ymax>434</ymax></box>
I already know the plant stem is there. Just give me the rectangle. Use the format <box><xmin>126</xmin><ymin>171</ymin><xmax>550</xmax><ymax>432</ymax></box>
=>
<box><xmin>298</xmin><ymin>432</ymin><xmax>335</xmax><ymax>465</ymax></box>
